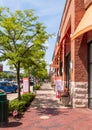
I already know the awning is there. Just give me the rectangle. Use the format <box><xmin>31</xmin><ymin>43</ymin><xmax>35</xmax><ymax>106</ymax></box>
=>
<box><xmin>71</xmin><ymin>5</ymin><xmax>92</xmax><ymax>40</ymax></box>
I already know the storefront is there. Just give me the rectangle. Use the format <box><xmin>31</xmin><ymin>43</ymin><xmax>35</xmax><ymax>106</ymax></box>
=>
<box><xmin>50</xmin><ymin>0</ymin><xmax>92</xmax><ymax>109</ymax></box>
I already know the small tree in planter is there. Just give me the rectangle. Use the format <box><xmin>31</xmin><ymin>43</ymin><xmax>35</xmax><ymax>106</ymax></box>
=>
<box><xmin>60</xmin><ymin>87</ymin><xmax>70</xmax><ymax>106</ymax></box>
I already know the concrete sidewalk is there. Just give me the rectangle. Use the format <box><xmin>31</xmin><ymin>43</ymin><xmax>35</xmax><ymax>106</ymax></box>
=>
<box><xmin>1</xmin><ymin>83</ymin><xmax>92</xmax><ymax>130</ymax></box>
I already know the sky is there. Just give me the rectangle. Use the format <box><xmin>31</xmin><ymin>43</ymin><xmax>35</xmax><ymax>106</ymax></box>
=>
<box><xmin>0</xmin><ymin>0</ymin><xmax>66</xmax><ymax>71</ymax></box>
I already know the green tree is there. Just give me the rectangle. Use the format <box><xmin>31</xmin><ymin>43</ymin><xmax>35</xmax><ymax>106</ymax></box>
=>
<box><xmin>0</xmin><ymin>72</ymin><xmax>7</xmax><ymax>79</ymax></box>
<box><xmin>0</xmin><ymin>7</ymin><xmax>49</xmax><ymax>100</ymax></box>
<box><xmin>22</xmin><ymin>49</ymin><xmax>46</xmax><ymax>92</ymax></box>
<box><xmin>31</xmin><ymin>60</ymin><xmax>48</xmax><ymax>80</ymax></box>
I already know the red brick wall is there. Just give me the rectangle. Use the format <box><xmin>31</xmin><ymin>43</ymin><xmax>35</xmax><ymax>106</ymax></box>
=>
<box><xmin>71</xmin><ymin>0</ymin><xmax>88</xmax><ymax>82</ymax></box>
<box><xmin>65</xmin><ymin>28</ymin><xmax>71</xmax><ymax>55</ymax></box>
<box><xmin>84</xmin><ymin>0</ymin><xmax>92</xmax><ymax>8</ymax></box>
<box><xmin>74</xmin><ymin>0</ymin><xmax>85</xmax><ymax>29</ymax></box>
<box><xmin>75</xmin><ymin>0</ymin><xmax>88</xmax><ymax>82</ymax></box>
<box><xmin>74</xmin><ymin>36</ymin><xmax>88</xmax><ymax>82</ymax></box>
<box><xmin>87</xmin><ymin>30</ymin><xmax>92</xmax><ymax>41</ymax></box>
<box><xmin>56</xmin><ymin>0</ymin><xmax>88</xmax><ymax>82</ymax></box>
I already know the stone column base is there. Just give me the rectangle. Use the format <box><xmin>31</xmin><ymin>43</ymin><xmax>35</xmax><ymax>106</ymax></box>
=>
<box><xmin>70</xmin><ymin>82</ymin><xmax>88</xmax><ymax>108</ymax></box>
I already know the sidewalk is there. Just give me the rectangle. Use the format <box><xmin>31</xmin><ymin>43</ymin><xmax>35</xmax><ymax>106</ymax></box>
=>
<box><xmin>1</xmin><ymin>83</ymin><xmax>92</xmax><ymax>130</ymax></box>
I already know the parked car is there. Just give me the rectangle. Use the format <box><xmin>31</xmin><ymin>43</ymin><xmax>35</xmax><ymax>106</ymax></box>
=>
<box><xmin>0</xmin><ymin>81</ymin><xmax>18</xmax><ymax>93</ymax></box>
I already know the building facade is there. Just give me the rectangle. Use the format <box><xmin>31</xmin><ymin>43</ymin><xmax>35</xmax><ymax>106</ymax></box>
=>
<box><xmin>51</xmin><ymin>0</ymin><xmax>92</xmax><ymax>109</ymax></box>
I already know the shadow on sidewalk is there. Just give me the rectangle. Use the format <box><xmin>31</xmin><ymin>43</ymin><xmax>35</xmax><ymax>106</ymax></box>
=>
<box><xmin>0</xmin><ymin>121</ymin><xmax>22</xmax><ymax>128</ymax></box>
<box><xmin>30</xmin><ymin>96</ymin><xmax>72</xmax><ymax>116</ymax></box>
<box><xmin>36</xmin><ymin>107</ymin><xmax>71</xmax><ymax>116</ymax></box>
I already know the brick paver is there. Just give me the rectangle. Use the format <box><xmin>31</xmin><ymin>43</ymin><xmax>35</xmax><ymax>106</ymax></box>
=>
<box><xmin>1</xmin><ymin>83</ymin><xmax>92</xmax><ymax>130</ymax></box>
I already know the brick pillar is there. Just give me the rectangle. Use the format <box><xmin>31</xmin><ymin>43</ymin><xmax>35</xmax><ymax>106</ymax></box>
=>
<box><xmin>71</xmin><ymin>0</ymin><xmax>88</xmax><ymax>108</ymax></box>
<box><xmin>62</xmin><ymin>40</ymin><xmax>66</xmax><ymax>86</ymax></box>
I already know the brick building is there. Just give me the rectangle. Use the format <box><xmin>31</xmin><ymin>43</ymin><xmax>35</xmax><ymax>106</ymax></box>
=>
<box><xmin>51</xmin><ymin>0</ymin><xmax>92</xmax><ymax>109</ymax></box>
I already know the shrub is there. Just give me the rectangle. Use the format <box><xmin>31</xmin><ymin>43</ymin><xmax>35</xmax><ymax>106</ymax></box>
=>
<box><xmin>9</xmin><ymin>93</ymin><xmax>35</xmax><ymax>115</ymax></box>
<box><xmin>21</xmin><ymin>93</ymin><xmax>35</xmax><ymax>106</ymax></box>
<box><xmin>34</xmin><ymin>84</ymin><xmax>40</xmax><ymax>90</ymax></box>
<box><xmin>39</xmin><ymin>82</ymin><xmax>43</xmax><ymax>86</ymax></box>
<box><xmin>9</xmin><ymin>99</ymin><xmax>26</xmax><ymax>114</ymax></box>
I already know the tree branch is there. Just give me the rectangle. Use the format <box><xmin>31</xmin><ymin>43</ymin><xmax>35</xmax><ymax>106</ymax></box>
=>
<box><xmin>25</xmin><ymin>33</ymin><xmax>37</xmax><ymax>47</ymax></box>
<box><xmin>21</xmin><ymin>44</ymin><xmax>34</xmax><ymax>57</ymax></box>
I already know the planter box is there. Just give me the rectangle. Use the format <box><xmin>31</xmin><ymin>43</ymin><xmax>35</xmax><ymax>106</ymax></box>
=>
<box><xmin>61</xmin><ymin>96</ymin><xmax>70</xmax><ymax>106</ymax></box>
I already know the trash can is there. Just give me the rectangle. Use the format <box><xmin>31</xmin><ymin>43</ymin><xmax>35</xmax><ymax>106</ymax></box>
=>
<box><xmin>0</xmin><ymin>91</ymin><xmax>9</xmax><ymax>126</ymax></box>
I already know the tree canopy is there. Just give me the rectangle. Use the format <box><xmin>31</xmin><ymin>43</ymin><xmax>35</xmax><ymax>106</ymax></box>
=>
<box><xmin>0</xmin><ymin>7</ymin><xmax>50</xmax><ymax>99</ymax></box>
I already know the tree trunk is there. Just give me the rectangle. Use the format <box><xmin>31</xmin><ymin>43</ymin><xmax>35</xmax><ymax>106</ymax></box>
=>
<box><xmin>16</xmin><ymin>62</ymin><xmax>21</xmax><ymax>100</ymax></box>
